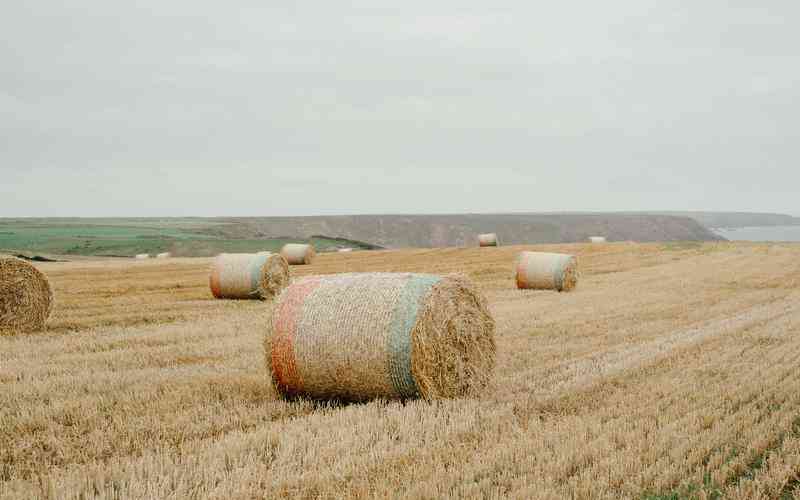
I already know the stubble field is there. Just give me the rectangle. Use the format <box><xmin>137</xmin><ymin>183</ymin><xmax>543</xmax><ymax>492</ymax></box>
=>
<box><xmin>2</xmin><ymin>242</ymin><xmax>800</xmax><ymax>499</ymax></box>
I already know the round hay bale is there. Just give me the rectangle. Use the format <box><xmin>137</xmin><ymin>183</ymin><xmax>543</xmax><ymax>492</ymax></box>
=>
<box><xmin>134</xmin><ymin>254</ymin><xmax>149</xmax><ymax>260</ymax></box>
<box><xmin>588</xmin><ymin>236</ymin><xmax>607</xmax><ymax>243</ymax></box>
<box><xmin>266</xmin><ymin>272</ymin><xmax>495</xmax><ymax>402</ymax></box>
<box><xmin>0</xmin><ymin>255</ymin><xmax>54</xmax><ymax>333</ymax></box>
<box><xmin>478</xmin><ymin>233</ymin><xmax>499</xmax><ymax>247</ymax></box>
<box><xmin>155</xmin><ymin>252</ymin><xmax>171</xmax><ymax>259</ymax></box>
<box><xmin>209</xmin><ymin>252</ymin><xmax>290</xmax><ymax>300</ymax></box>
<box><xmin>514</xmin><ymin>251</ymin><xmax>578</xmax><ymax>292</ymax></box>
<box><xmin>338</xmin><ymin>248</ymin><xmax>353</xmax><ymax>253</ymax></box>
<box><xmin>280</xmin><ymin>243</ymin><xmax>315</xmax><ymax>265</ymax></box>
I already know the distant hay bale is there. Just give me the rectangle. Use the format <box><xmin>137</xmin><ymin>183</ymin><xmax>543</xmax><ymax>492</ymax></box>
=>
<box><xmin>514</xmin><ymin>251</ymin><xmax>578</xmax><ymax>292</ymax></box>
<box><xmin>134</xmin><ymin>254</ymin><xmax>149</xmax><ymax>260</ymax></box>
<box><xmin>0</xmin><ymin>255</ymin><xmax>54</xmax><ymax>333</ymax></box>
<box><xmin>338</xmin><ymin>248</ymin><xmax>353</xmax><ymax>253</ymax></box>
<box><xmin>589</xmin><ymin>236</ymin><xmax>607</xmax><ymax>243</ymax></box>
<box><xmin>155</xmin><ymin>252</ymin><xmax>171</xmax><ymax>259</ymax></box>
<box><xmin>280</xmin><ymin>243</ymin><xmax>315</xmax><ymax>265</ymax></box>
<box><xmin>478</xmin><ymin>233</ymin><xmax>499</xmax><ymax>247</ymax></box>
<box><xmin>209</xmin><ymin>252</ymin><xmax>290</xmax><ymax>300</ymax></box>
<box><xmin>266</xmin><ymin>272</ymin><xmax>496</xmax><ymax>402</ymax></box>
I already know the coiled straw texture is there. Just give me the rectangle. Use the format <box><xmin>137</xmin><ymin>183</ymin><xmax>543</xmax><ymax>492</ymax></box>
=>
<box><xmin>210</xmin><ymin>252</ymin><xmax>290</xmax><ymax>300</ymax></box>
<box><xmin>266</xmin><ymin>272</ymin><xmax>495</xmax><ymax>402</ymax></box>
<box><xmin>478</xmin><ymin>233</ymin><xmax>499</xmax><ymax>247</ymax></box>
<box><xmin>0</xmin><ymin>255</ymin><xmax>54</xmax><ymax>333</ymax></box>
<box><xmin>514</xmin><ymin>251</ymin><xmax>578</xmax><ymax>292</ymax></box>
<box><xmin>280</xmin><ymin>244</ymin><xmax>315</xmax><ymax>265</ymax></box>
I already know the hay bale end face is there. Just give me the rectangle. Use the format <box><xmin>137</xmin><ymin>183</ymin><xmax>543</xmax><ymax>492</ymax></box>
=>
<box><xmin>589</xmin><ymin>236</ymin><xmax>607</xmax><ymax>243</ymax></box>
<box><xmin>280</xmin><ymin>243</ymin><xmax>315</xmax><ymax>265</ymax></box>
<box><xmin>134</xmin><ymin>254</ymin><xmax>149</xmax><ymax>259</ymax></box>
<box><xmin>210</xmin><ymin>252</ymin><xmax>290</xmax><ymax>300</ymax></box>
<box><xmin>514</xmin><ymin>251</ymin><xmax>578</xmax><ymax>292</ymax></box>
<box><xmin>266</xmin><ymin>272</ymin><xmax>496</xmax><ymax>402</ymax></box>
<box><xmin>0</xmin><ymin>255</ymin><xmax>54</xmax><ymax>333</ymax></box>
<box><xmin>155</xmin><ymin>252</ymin><xmax>171</xmax><ymax>259</ymax></box>
<box><xmin>478</xmin><ymin>233</ymin><xmax>499</xmax><ymax>247</ymax></box>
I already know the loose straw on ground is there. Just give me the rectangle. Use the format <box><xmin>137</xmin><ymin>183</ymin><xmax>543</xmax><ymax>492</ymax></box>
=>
<box><xmin>589</xmin><ymin>236</ymin><xmax>607</xmax><ymax>243</ymax></box>
<box><xmin>0</xmin><ymin>255</ymin><xmax>54</xmax><ymax>333</ymax></box>
<box><xmin>266</xmin><ymin>272</ymin><xmax>496</xmax><ymax>402</ymax></box>
<box><xmin>478</xmin><ymin>233</ymin><xmax>499</xmax><ymax>247</ymax></box>
<box><xmin>280</xmin><ymin>243</ymin><xmax>315</xmax><ymax>265</ymax></box>
<box><xmin>209</xmin><ymin>252</ymin><xmax>289</xmax><ymax>300</ymax></box>
<box><xmin>514</xmin><ymin>251</ymin><xmax>578</xmax><ymax>292</ymax></box>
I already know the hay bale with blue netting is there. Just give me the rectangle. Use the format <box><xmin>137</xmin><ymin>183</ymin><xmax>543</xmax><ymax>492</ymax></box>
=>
<box><xmin>266</xmin><ymin>272</ymin><xmax>495</xmax><ymax>402</ymax></box>
<box><xmin>209</xmin><ymin>252</ymin><xmax>289</xmax><ymax>300</ymax></box>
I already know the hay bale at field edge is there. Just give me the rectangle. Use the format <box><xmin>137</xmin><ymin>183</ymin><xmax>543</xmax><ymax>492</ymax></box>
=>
<box><xmin>589</xmin><ymin>236</ymin><xmax>607</xmax><ymax>243</ymax></box>
<box><xmin>0</xmin><ymin>255</ymin><xmax>54</xmax><ymax>333</ymax></box>
<box><xmin>155</xmin><ymin>252</ymin><xmax>171</xmax><ymax>259</ymax></box>
<box><xmin>280</xmin><ymin>243</ymin><xmax>315</xmax><ymax>265</ymax></box>
<box><xmin>210</xmin><ymin>252</ymin><xmax>290</xmax><ymax>300</ymax></box>
<box><xmin>478</xmin><ymin>233</ymin><xmax>499</xmax><ymax>247</ymax></box>
<box><xmin>134</xmin><ymin>254</ymin><xmax>149</xmax><ymax>259</ymax></box>
<box><xmin>266</xmin><ymin>272</ymin><xmax>496</xmax><ymax>401</ymax></box>
<box><xmin>514</xmin><ymin>251</ymin><xmax>578</xmax><ymax>292</ymax></box>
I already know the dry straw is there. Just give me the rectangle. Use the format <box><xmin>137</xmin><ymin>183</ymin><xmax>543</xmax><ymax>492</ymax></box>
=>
<box><xmin>478</xmin><ymin>233</ymin><xmax>499</xmax><ymax>247</ymax></box>
<box><xmin>0</xmin><ymin>255</ymin><xmax>54</xmax><ymax>333</ymax></box>
<box><xmin>589</xmin><ymin>236</ymin><xmax>607</xmax><ymax>243</ymax></box>
<box><xmin>209</xmin><ymin>252</ymin><xmax>290</xmax><ymax>300</ymax></box>
<box><xmin>266</xmin><ymin>272</ymin><xmax>496</xmax><ymax>402</ymax></box>
<box><xmin>134</xmin><ymin>254</ymin><xmax>149</xmax><ymax>260</ymax></box>
<box><xmin>155</xmin><ymin>252</ymin><xmax>172</xmax><ymax>259</ymax></box>
<box><xmin>281</xmin><ymin>243</ymin><xmax>315</xmax><ymax>265</ymax></box>
<box><xmin>514</xmin><ymin>251</ymin><xmax>578</xmax><ymax>292</ymax></box>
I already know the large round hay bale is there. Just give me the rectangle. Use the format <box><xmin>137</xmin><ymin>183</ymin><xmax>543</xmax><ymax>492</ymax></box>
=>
<box><xmin>478</xmin><ymin>233</ymin><xmax>499</xmax><ymax>247</ymax></box>
<box><xmin>280</xmin><ymin>243</ymin><xmax>315</xmax><ymax>265</ymax></box>
<box><xmin>588</xmin><ymin>236</ymin><xmax>607</xmax><ymax>243</ymax></box>
<box><xmin>266</xmin><ymin>272</ymin><xmax>495</xmax><ymax>402</ymax></box>
<box><xmin>134</xmin><ymin>254</ymin><xmax>149</xmax><ymax>260</ymax></box>
<box><xmin>209</xmin><ymin>252</ymin><xmax>290</xmax><ymax>300</ymax></box>
<box><xmin>514</xmin><ymin>251</ymin><xmax>578</xmax><ymax>292</ymax></box>
<box><xmin>0</xmin><ymin>255</ymin><xmax>54</xmax><ymax>333</ymax></box>
<box><xmin>155</xmin><ymin>252</ymin><xmax>171</xmax><ymax>259</ymax></box>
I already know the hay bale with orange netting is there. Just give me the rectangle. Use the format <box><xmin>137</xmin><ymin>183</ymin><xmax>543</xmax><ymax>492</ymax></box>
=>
<box><xmin>0</xmin><ymin>255</ymin><xmax>54</xmax><ymax>333</ymax></box>
<box><xmin>266</xmin><ymin>272</ymin><xmax>495</xmax><ymax>402</ymax></box>
<box><xmin>513</xmin><ymin>251</ymin><xmax>578</xmax><ymax>292</ymax></box>
<box><xmin>478</xmin><ymin>233</ymin><xmax>499</xmax><ymax>247</ymax></box>
<box><xmin>209</xmin><ymin>252</ymin><xmax>290</xmax><ymax>300</ymax></box>
<box><xmin>280</xmin><ymin>243</ymin><xmax>315</xmax><ymax>265</ymax></box>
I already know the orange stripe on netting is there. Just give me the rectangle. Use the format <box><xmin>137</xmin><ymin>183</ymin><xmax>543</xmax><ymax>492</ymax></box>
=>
<box><xmin>516</xmin><ymin>254</ymin><xmax>528</xmax><ymax>289</ymax></box>
<box><xmin>209</xmin><ymin>264</ymin><xmax>222</xmax><ymax>298</ymax></box>
<box><xmin>271</xmin><ymin>277</ymin><xmax>321</xmax><ymax>396</ymax></box>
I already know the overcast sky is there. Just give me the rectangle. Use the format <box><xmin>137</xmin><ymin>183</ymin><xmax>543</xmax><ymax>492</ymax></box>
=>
<box><xmin>1</xmin><ymin>1</ymin><xmax>798</xmax><ymax>217</ymax></box>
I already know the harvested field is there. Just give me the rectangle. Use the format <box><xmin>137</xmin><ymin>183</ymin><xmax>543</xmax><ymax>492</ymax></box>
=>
<box><xmin>2</xmin><ymin>242</ymin><xmax>800</xmax><ymax>498</ymax></box>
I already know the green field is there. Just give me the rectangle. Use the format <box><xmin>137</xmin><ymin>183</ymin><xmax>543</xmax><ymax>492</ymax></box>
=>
<box><xmin>0</xmin><ymin>219</ymin><xmax>374</xmax><ymax>258</ymax></box>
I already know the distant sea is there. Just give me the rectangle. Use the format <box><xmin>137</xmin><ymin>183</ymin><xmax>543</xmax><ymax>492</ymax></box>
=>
<box><xmin>713</xmin><ymin>225</ymin><xmax>800</xmax><ymax>242</ymax></box>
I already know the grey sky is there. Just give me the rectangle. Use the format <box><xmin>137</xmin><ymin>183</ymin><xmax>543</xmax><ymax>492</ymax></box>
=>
<box><xmin>1</xmin><ymin>1</ymin><xmax>798</xmax><ymax>217</ymax></box>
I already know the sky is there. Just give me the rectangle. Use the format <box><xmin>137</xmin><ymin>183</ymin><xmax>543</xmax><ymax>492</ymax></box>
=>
<box><xmin>1</xmin><ymin>1</ymin><xmax>798</xmax><ymax>217</ymax></box>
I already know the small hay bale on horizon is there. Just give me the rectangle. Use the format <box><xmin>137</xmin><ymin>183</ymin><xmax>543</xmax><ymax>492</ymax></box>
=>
<box><xmin>338</xmin><ymin>248</ymin><xmax>353</xmax><ymax>253</ymax></box>
<box><xmin>478</xmin><ymin>233</ymin><xmax>499</xmax><ymax>247</ymax></box>
<box><xmin>514</xmin><ymin>251</ymin><xmax>578</xmax><ymax>292</ymax></box>
<box><xmin>280</xmin><ymin>243</ymin><xmax>315</xmax><ymax>265</ymax></box>
<box><xmin>0</xmin><ymin>255</ymin><xmax>54</xmax><ymax>333</ymax></box>
<box><xmin>588</xmin><ymin>236</ymin><xmax>607</xmax><ymax>243</ymax></box>
<box><xmin>209</xmin><ymin>252</ymin><xmax>290</xmax><ymax>300</ymax></box>
<box><xmin>155</xmin><ymin>252</ymin><xmax>172</xmax><ymax>259</ymax></box>
<box><xmin>134</xmin><ymin>254</ymin><xmax>150</xmax><ymax>259</ymax></box>
<box><xmin>266</xmin><ymin>272</ymin><xmax>496</xmax><ymax>402</ymax></box>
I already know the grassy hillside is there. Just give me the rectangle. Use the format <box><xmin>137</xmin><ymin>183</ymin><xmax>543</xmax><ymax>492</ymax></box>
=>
<box><xmin>0</xmin><ymin>219</ymin><xmax>374</xmax><ymax>257</ymax></box>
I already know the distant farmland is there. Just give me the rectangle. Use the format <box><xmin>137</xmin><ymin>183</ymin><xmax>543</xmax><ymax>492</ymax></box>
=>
<box><xmin>0</xmin><ymin>218</ymin><xmax>377</xmax><ymax>257</ymax></box>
